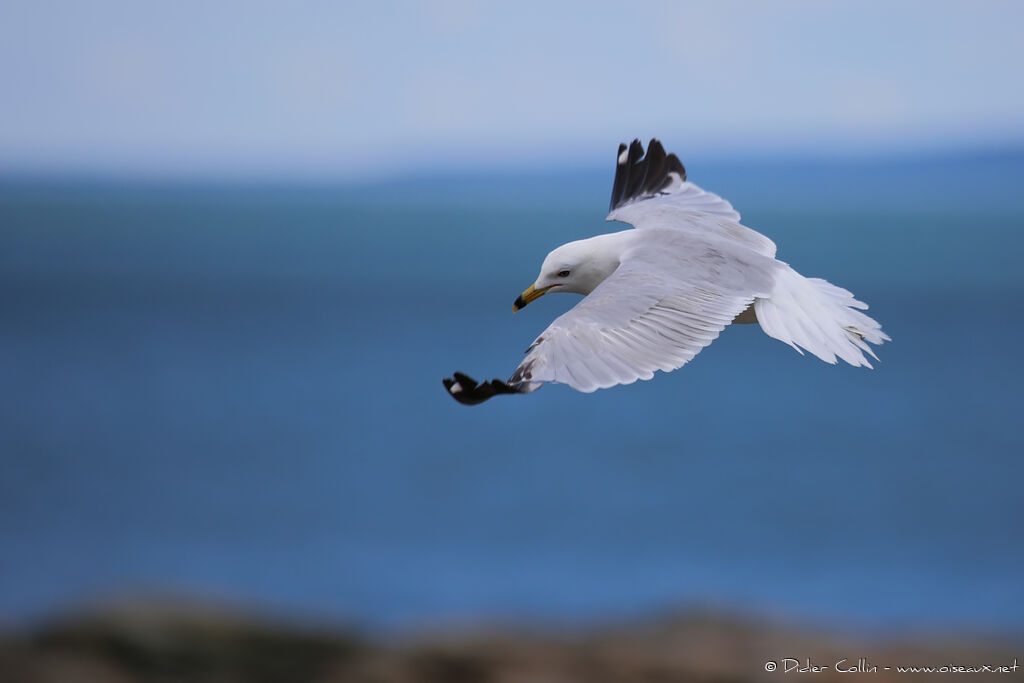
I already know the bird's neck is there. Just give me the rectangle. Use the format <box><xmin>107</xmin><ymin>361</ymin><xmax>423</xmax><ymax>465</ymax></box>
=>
<box><xmin>574</xmin><ymin>231</ymin><xmax>631</xmax><ymax>295</ymax></box>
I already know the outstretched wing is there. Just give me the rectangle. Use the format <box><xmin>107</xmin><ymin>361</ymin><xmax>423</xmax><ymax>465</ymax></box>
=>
<box><xmin>607</xmin><ymin>139</ymin><xmax>776</xmax><ymax>258</ymax></box>
<box><xmin>442</xmin><ymin>139</ymin><xmax>785</xmax><ymax>405</ymax></box>
<box><xmin>507</xmin><ymin>231</ymin><xmax>779</xmax><ymax>393</ymax></box>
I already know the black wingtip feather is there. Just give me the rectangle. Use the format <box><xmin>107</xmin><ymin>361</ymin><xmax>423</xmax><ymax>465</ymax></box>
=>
<box><xmin>609</xmin><ymin>143</ymin><xmax>630</xmax><ymax>210</ymax></box>
<box><xmin>443</xmin><ymin>372</ymin><xmax>523</xmax><ymax>406</ymax></box>
<box><xmin>608</xmin><ymin>138</ymin><xmax>687</xmax><ymax>212</ymax></box>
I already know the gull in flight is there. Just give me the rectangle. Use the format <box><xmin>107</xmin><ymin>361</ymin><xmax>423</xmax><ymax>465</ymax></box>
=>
<box><xmin>443</xmin><ymin>139</ymin><xmax>889</xmax><ymax>405</ymax></box>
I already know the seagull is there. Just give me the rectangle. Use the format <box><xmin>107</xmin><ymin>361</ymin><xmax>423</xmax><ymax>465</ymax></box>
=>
<box><xmin>443</xmin><ymin>139</ymin><xmax>889</xmax><ymax>405</ymax></box>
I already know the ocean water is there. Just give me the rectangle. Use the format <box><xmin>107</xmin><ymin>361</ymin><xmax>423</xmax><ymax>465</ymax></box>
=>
<box><xmin>1</xmin><ymin>154</ymin><xmax>1022</xmax><ymax>634</ymax></box>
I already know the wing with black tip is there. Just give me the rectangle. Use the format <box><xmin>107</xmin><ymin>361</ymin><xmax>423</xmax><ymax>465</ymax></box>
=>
<box><xmin>607</xmin><ymin>138</ymin><xmax>776</xmax><ymax>257</ymax></box>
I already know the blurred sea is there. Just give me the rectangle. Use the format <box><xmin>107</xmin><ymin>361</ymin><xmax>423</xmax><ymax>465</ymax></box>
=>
<box><xmin>2</xmin><ymin>152</ymin><xmax>1023</xmax><ymax>635</ymax></box>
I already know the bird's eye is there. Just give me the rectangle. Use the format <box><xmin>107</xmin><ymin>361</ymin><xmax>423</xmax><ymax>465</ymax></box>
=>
<box><xmin>557</xmin><ymin>269</ymin><xmax>571</xmax><ymax>278</ymax></box>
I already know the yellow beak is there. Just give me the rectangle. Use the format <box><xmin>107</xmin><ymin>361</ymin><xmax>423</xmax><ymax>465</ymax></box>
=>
<box><xmin>513</xmin><ymin>284</ymin><xmax>551</xmax><ymax>312</ymax></box>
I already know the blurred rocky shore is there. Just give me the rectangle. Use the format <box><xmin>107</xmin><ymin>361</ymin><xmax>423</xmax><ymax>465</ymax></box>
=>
<box><xmin>1</xmin><ymin>599</ymin><xmax>1019</xmax><ymax>683</ymax></box>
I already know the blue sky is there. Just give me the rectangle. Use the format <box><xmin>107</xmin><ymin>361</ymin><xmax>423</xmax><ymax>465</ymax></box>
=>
<box><xmin>1</xmin><ymin>0</ymin><xmax>1022</xmax><ymax>178</ymax></box>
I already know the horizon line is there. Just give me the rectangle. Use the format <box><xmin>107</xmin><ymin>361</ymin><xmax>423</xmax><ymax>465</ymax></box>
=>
<box><xmin>1</xmin><ymin>140</ymin><xmax>1022</xmax><ymax>188</ymax></box>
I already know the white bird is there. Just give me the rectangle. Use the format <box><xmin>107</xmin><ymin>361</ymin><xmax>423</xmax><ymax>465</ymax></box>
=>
<box><xmin>444</xmin><ymin>139</ymin><xmax>889</xmax><ymax>405</ymax></box>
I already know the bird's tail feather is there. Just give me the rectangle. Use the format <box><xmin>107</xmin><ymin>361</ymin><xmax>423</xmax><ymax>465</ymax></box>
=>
<box><xmin>754</xmin><ymin>266</ymin><xmax>889</xmax><ymax>368</ymax></box>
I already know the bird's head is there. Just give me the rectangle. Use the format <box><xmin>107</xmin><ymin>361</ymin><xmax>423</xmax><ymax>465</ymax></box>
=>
<box><xmin>513</xmin><ymin>237</ymin><xmax>620</xmax><ymax>311</ymax></box>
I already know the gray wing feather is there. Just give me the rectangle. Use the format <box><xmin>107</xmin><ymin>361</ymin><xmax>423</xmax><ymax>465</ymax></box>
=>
<box><xmin>607</xmin><ymin>184</ymin><xmax>777</xmax><ymax>258</ymax></box>
<box><xmin>510</xmin><ymin>232</ymin><xmax>779</xmax><ymax>393</ymax></box>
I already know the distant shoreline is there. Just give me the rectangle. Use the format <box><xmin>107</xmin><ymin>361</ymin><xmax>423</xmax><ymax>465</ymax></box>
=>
<box><xmin>3</xmin><ymin>598</ymin><xmax>1020</xmax><ymax>683</ymax></box>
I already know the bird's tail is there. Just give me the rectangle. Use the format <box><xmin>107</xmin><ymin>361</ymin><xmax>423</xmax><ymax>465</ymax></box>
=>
<box><xmin>754</xmin><ymin>266</ymin><xmax>890</xmax><ymax>368</ymax></box>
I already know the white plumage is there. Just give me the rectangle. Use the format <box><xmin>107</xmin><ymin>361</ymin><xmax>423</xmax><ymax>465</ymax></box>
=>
<box><xmin>443</xmin><ymin>139</ymin><xmax>889</xmax><ymax>405</ymax></box>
